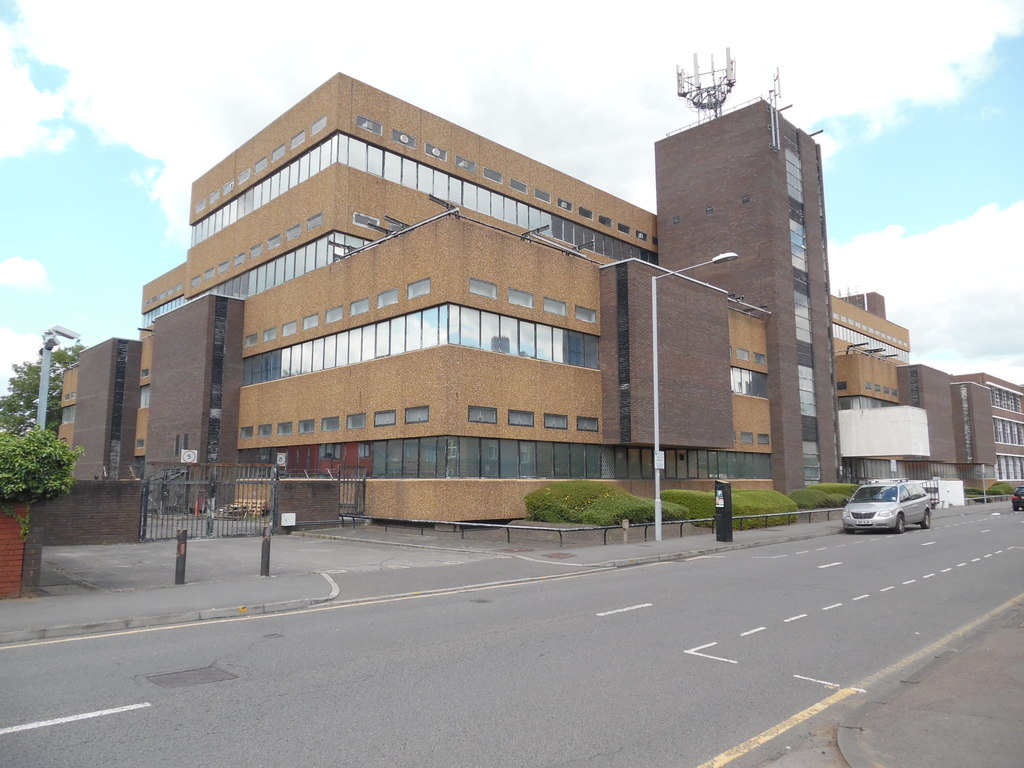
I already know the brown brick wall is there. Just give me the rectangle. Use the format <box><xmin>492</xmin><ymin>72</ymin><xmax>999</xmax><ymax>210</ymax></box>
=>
<box><xmin>279</xmin><ymin>480</ymin><xmax>341</xmax><ymax>525</ymax></box>
<box><xmin>898</xmin><ymin>364</ymin><xmax>957</xmax><ymax>462</ymax></box>
<box><xmin>32</xmin><ymin>481</ymin><xmax>142</xmax><ymax>546</ymax></box>
<box><xmin>0</xmin><ymin>509</ymin><xmax>25</xmax><ymax>598</ymax></box>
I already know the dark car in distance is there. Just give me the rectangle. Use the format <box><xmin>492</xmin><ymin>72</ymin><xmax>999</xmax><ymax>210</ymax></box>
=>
<box><xmin>1013</xmin><ymin>486</ymin><xmax>1024</xmax><ymax>512</ymax></box>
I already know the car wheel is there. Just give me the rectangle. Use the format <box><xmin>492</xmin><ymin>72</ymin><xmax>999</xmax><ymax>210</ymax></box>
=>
<box><xmin>920</xmin><ymin>508</ymin><xmax>931</xmax><ymax>529</ymax></box>
<box><xmin>844</xmin><ymin>527</ymin><xmax>855</xmax><ymax>534</ymax></box>
<box><xmin>893</xmin><ymin>513</ymin><xmax>905</xmax><ymax>534</ymax></box>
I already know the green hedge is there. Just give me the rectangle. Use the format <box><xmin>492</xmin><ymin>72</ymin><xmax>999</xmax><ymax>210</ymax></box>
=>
<box><xmin>988</xmin><ymin>481</ymin><xmax>1015</xmax><ymax>495</ymax></box>
<box><xmin>788</xmin><ymin>488</ymin><xmax>847</xmax><ymax>509</ymax></box>
<box><xmin>523</xmin><ymin>480</ymin><xmax>689</xmax><ymax>525</ymax></box>
<box><xmin>660</xmin><ymin>489</ymin><xmax>798</xmax><ymax>526</ymax></box>
<box><xmin>804</xmin><ymin>482</ymin><xmax>859</xmax><ymax>497</ymax></box>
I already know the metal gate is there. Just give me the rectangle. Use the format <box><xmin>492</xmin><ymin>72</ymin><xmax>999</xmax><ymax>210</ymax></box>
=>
<box><xmin>140</xmin><ymin>463</ymin><xmax>278</xmax><ymax>541</ymax></box>
<box><xmin>336</xmin><ymin>465</ymin><xmax>367</xmax><ymax>517</ymax></box>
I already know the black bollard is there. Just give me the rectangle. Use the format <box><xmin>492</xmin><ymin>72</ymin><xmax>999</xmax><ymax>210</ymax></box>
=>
<box><xmin>260</xmin><ymin>526</ymin><xmax>271</xmax><ymax>577</ymax></box>
<box><xmin>175</xmin><ymin>529</ymin><xmax>188</xmax><ymax>584</ymax></box>
<box><xmin>714</xmin><ymin>481</ymin><xmax>733</xmax><ymax>542</ymax></box>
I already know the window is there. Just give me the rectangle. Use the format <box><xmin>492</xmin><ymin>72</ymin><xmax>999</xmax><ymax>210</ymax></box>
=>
<box><xmin>544</xmin><ymin>413</ymin><xmax>568</xmax><ymax>430</ymax></box>
<box><xmin>374</xmin><ymin>410</ymin><xmax>396</xmax><ymax>427</ymax></box>
<box><xmin>351</xmin><ymin>298</ymin><xmax>370</xmax><ymax>316</ymax></box>
<box><xmin>263</xmin><ymin>327</ymin><xmax>277</xmax><ymax>342</ymax></box>
<box><xmin>736</xmin><ymin>348</ymin><xmax>750</xmax><ymax>361</ymax></box>
<box><xmin>508</xmin><ymin>288</ymin><xmax>534</xmax><ymax>308</ymax></box>
<box><xmin>298</xmin><ymin>419</ymin><xmax>315</xmax><ymax>434</ymax></box>
<box><xmin>258</xmin><ymin>424</ymin><xmax>272</xmax><ymax>438</ymax></box>
<box><xmin>392</xmin><ymin>128</ymin><xmax>416</xmax><ymax>148</ymax></box>
<box><xmin>268</xmin><ymin>234</ymin><xmax>282</xmax><ymax>249</ymax></box>
<box><xmin>599</xmin><ymin>215</ymin><xmax>612</xmax><ymax>227</ymax></box>
<box><xmin>290</xmin><ymin>130</ymin><xmax>305</xmax><ymax>149</ymax></box>
<box><xmin>456</xmin><ymin>156</ymin><xmax>476</xmax><ymax>172</ymax></box>
<box><xmin>307</xmin><ymin>212</ymin><xmax>323</xmax><ymax>229</ymax></box>
<box><xmin>543</xmin><ymin>297</ymin><xmax>567</xmax><ymax>316</ymax></box>
<box><xmin>141</xmin><ymin>368</ymin><xmax>150</xmax><ymax>378</ymax></box>
<box><xmin>508</xmin><ymin>410</ymin><xmax>534</xmax><ymax>427</ymax></box>
<box><xmin>282</xmin><ymin>321</ymin><xmax>298</xmax><ymax>336</ymax></box>
<box><xmin>534</xmin><ymin>189</ymin><xmax>551</xmax><ymax>203</ymax></box>
<box><xmin>557</xmin><ymin>198</ymin><xmax>572</xmax><ymax>212</ymax></box>
<box><xmin>135</xmin><ymin>438</ymin><xmax>144</xmax><ymax>449</ymax></box>
<box><xmin>312</xmin><ymin>115</ymin><xmax>328</xmax><ymax>134</ymax></box>
<box><xmin>244</xmin><ymin>333</ymin><xmax>258</xmax><ymax>347</ymax></box>
<box><xmin>240</xmin><ymin>426</ymin><xmax>254</xmax><ymax>439</ymax></box>
<box><xmin>255</xmin><ymin>157</ymin><xmax>268</xmax><ymax>173</ymax></box>
<box><xmin>218</xmin><ymin>260</ymin><xmax>229</xmax><ymax>274</ymax></box>
<box><xmin>469</xmin><ymin>278</ymin><xmax>498</xmax><ymax>299</ymax></box>
<box><xmin>377</xmin><ymin>289</ymin><xmax>399</xmax><ymax>308</ymax></box>
<box><xmin>483</xmin><ymin>168</ymin><xmax>503</xmax><ymax>184</ymax></box>
<box><xmin>731</xmin><ymin>368</ymin><xmax>769</xmax><ymax>398</ymax></box>
<box><xmin>272</xmin><ymin>144</ymin><xmax>286</xmax><ymax>162</ymax></box>
<box><xmin>322</xmin><ymin>416</ymin><xmax>340</xmax><ymax>432</ymax></box>
<box><xmin>575</xmin><ymin>306</ymin><xmax>596</xmax><ymax>323</ymax></box>
<box><xmin>356</xmin><ymin>115</ymin><xmax>383</xmax><ymax>135</ymax></box>
<box><xmin>139</xmin><ymin>385</ymin><xmax>150</xmax><ymax>408</ymax></box>
<box><xmin>405</xmin><ymin>406</ymin><xmax>429</xmax><ymax>424</ymax></box>
<box><xmin>510</xmin><ymin>178</ymin><xmax>528</xmax><ymax>193</ymax></box>
<box><xmin>234</xmin><ymin>253</ymin><xmax>246</xmax><ymax>266</ymax></box>
<box><xmin>250</xmin><ymin>243</ymin><xmax>263</xmax><ymax>259</ymax></box>
<box><xmin>277</xmin><ymin>422</ymin><xmax>293</xmax><ymax>436</ymax></box>
<box><xmin>753</xmin><ymin>352</ymin><xmax>766</xmax><ymax>364</ymax></box>
<box><xmin>757</xmin><ymin>433</ymin><xmax>770</xmax><ymax>444</ymax></box>
<box><xmin>577</xmin><ymin>416</ymin><xmax>599</xmax><ymax>432</ymax></box>
<box><xmin>407</xmin><ymin>278</ymin><xmax>431</xmax><ymax>299</ymax></box>
<box><xmin>424</xmin><ymin>143</ymin><xmax>447</xmax><ymax>161</ymax></box>
<box><xmin>636</xmin><ymin>231</ymin><xmax>648</xmax><ymax>241</ymax></box>
<box><xmin>740</xmin><ymin>432</ymin><xmax>754</xmax><ymax>443</ymax></box>
<box><xmin>286</xmin><ymin>224</ymin><xmax>301</xmax><ymax>241</ymax></box>
<box><xmin>468</xmin><ymin>406</ymin><xmax>497</xmax><ymax>424</ymax></box>
<box><xmin>347</xmin><ymin>413</ymin><xmax>366</xmax><ymax>429</ymax></box>
<box><xmin>326</xmin><ymin>306</ymin><xmax>344</xmax><ymax>323</ymax></box>
<box><xmin>303</xmin><ymin>314</ymin><xmax>319</xmax><ymax>330</ymax></box>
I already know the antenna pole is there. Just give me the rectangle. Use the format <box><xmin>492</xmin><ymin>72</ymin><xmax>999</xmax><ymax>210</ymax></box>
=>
<box><xmin>677</xmin><ymin>49</ymin><xmax>737</xmax><ymax>121</ymax></box>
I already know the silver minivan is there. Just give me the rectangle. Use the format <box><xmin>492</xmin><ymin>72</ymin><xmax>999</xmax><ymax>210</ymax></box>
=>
<box><xmin>842</xmin><ymin>479</ymin><xmax>932</xmax><ymax>534</ymax></box>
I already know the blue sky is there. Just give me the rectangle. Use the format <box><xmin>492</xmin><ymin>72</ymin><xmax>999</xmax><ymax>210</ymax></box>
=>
<box><xmin>1</xmin><ymin>0</ymin><xmax>1022</xmax><ymax>395</ymax></box>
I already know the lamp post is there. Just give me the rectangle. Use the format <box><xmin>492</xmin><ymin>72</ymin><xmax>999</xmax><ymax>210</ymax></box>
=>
<box><xmin>652</xmin><ymin>252</ymin><xmax>739</xmax><ymax>541</ymax></box>
<box><xmin>36</xmin><ymin>325</ymin><xmax>80</xmax><ymax>429</ymax></box>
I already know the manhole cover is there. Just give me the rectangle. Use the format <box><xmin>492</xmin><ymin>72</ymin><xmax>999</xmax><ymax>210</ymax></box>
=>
<box><xmin>147</xmin><ymin>666</ymin><xmax>237</xmax><ymax>689</ymax></box>
<box><xmin>544</xmin><ymin>552</ymin><xmax>576</xmax><ymax>559</ymax></box>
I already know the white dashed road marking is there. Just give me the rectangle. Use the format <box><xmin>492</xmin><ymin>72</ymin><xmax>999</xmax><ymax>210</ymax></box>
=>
<box><xmin>596</xmin><ymin>603</ymin><xmax>652</xmax><ymax>617</ymax></box>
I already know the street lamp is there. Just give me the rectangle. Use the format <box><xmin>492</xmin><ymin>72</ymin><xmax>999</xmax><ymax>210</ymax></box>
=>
<box><xmin>652</xmin><ymin>252</ymin><xmax>739</xmax><ymax>541</ymax></box>
<box><xmin>36</xmin><ymin>325</ymin><xmax>80</xmax><ymax>429</ymax></box>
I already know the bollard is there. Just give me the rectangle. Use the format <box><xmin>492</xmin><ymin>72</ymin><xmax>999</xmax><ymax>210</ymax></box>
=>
<box><xmin>621</xmin><ymin>518</ymin><xmax>630</xmax><ymax>544</ymax></box>
<box><xmin>714</xmin><ymin>481</ymin><xmax>733</xmax><ymax>543</ymax></box>
<box><xmin>260</xmin><ymin>526</ymin><xmax>271</xmax><ymax>577</ymax></box>
<box><xmin>175</xmin><ymin>529</ymin><xmax>188</xmax><ymax>584</ymax></box>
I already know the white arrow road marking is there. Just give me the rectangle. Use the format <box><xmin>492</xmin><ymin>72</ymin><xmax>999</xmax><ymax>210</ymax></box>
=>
<box><xmin>685</xmin><ymin>642</ymin><xmax>738</xmax><ymax>664</ymax></box>
<box><xmin>596</xmin><ymin>603</ymin><xmax>652</xmax><ymax>617</ymax></box>
<box><xmin>1</xmin><ymin>703</ymin><xmax>151</xmax><ymax>735</ymax></box>
<box><xmin>793</xmin><ymin>675</ymin><xmax>865</xmax><ymax>692</ymax></box>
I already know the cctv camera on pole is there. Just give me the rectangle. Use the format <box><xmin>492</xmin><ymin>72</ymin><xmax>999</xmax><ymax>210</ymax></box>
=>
<box><xmin>36</xmin><ymin>324</ymin><xmax>80</xmax><ymax>429</ymax></box>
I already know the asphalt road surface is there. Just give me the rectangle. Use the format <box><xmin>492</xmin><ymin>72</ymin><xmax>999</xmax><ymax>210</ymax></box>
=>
<box><xmin>3</xmin><ymin>511</ymin><xmax>1022</xmax><ymax>767</ymax></box>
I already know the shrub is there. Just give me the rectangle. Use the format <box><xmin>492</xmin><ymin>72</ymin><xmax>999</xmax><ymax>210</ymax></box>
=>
<box><xmin>524</xmin><ymin>480</ymin><xmax>628</xmax><ymax>521</ymax></box>
<box><xmin>661</xmin><ymin>488</ymin><xmax>799</xmax><ymax>527</ymax></box>
<box><xmin>788</xmin><ymin>488</ymin><xmax>831</xmax><ymax>509</ymax></box>
<box><xmin>0</xmin><ymin>428</ymin><xmax>81</xmax><ymax>538</ymax></box>
<box><xmin>964</xmin><ymin>487</ymin><xmax>986</xmax><ymax>497</ymax></box>
<box><xmin>574</xmin><ymin>495</ymin><xmax>688</xmax><ymax>526</ymax></box>
<box><xmin>988</xmin><ymin>482</ymin><xmax>1014</xmax><ymax>495</ymax></box>
<box><xmin>805</xmin><ymin>482</ymin><xmax>859</xmax><ymax>497</ymax></box>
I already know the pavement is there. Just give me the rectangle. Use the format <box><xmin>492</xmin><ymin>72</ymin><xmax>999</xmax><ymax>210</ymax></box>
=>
<box><xmin>3</xmin><ymin>503</ymin><xmax>1022</xmax><ymax>767</ymax></box>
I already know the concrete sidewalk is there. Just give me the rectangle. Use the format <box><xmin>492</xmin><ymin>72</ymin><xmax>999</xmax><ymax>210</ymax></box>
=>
<box><xmin>2</xmin><ymin>503</ymin><xmax>1021</xmax><ymax>768</ymax></box>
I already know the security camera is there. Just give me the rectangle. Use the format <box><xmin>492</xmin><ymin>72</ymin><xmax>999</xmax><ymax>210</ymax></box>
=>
<box><xmin>48</xmin><ymin>325</ymin><xmax>80</xmax><ymax>340</ymax></box>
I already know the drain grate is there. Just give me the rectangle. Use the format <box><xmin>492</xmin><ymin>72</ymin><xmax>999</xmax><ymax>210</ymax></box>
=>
<box><xmin>147</xmin><ymin>666</ymin><xmax>238</xmax><ymax>689</ymax></box>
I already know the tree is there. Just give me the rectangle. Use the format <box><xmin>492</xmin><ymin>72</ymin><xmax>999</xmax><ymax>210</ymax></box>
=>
<box><xmin>0</xmin><ymin>427</ymin><xmax>81</xmax><ymax>538</ymax></box>
<box><xmin>0</xmin><ymin>343</ymin><xmax>83</xmax><ymax>436</ymax></box>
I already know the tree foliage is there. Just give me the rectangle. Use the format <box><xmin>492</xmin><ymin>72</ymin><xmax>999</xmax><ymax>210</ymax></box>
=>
<box><xmin>0</xmin><ymin>344</ymin><xmax>82</xmax><ymax>436</ymax></box>
<box><xmin>0</xmin><ymin>428</ymin><xmax>82</xmax><ymax>538</ymax></box>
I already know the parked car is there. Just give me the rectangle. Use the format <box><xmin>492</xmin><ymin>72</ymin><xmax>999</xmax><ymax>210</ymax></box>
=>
<box><xmin>1013</xmin><ymin>486</ymin><xmax>1024</xmax><ymax>512</ymax></box>
<box><xmin>842</xmin><ymin>479</ymin><xmax>931</xmax><ymax>534</ymax></box>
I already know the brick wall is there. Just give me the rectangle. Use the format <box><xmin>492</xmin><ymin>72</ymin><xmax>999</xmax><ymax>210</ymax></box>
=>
<box><xmin>279</xmin><ymin>480</ymin><xmax>340</xmax><ymax>526</ymax></box>
<box><xmin>33</xmin><ymin>481</ymin><xmax>142</xmax><ymax>546</ymax></box>
<box><xmin>0</xmin><ymin>509</ymin><xmax>25</xmax><ymax>598</ymax></box>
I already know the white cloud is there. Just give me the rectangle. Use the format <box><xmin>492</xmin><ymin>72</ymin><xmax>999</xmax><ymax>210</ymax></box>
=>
<box><xmin>0</xmin><ymin>256</ymin><xmax>49</xmax><ymax>289</ymax></box>
<box><xmin>5</xmin><ymin>0</ymin><xmax>1022</xmax><ymax>243</ymax></box>
<box><xmin>0</xmin><ymin>327</ymin><xmax>42</xmax><ymax>395</ymax></box>
<box><xmin>830</xmin><ymin>201</ymin><xmax>1024</xmax><ymax>385</ymax></box>
<box><xmin>0</xmin><ymin>22</ymin><xmax>73</xmax><ymax>158</ymax></box>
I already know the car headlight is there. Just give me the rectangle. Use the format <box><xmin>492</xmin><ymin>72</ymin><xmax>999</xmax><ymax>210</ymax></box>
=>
<box><xmin>875</xmin><ymin>508</ymin><xmax>896</xmax><ymax>517</ymax></box>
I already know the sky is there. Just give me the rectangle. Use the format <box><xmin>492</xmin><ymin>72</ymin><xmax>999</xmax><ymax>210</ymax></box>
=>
<box><xmin>1</xmin><ymin>0</ymin><xmax>1022</xmax><ymax>396</ymax></box>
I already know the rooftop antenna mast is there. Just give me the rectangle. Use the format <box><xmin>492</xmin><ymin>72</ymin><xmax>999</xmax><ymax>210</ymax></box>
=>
<box><xmin>677</xmin><ymin>49</ymin><xmax>736</xmax><ymax>122</ymax></box>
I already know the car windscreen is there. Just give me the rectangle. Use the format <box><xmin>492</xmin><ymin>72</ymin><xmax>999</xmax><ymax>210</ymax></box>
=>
<box><xmin>851</xmin><ymin>485</ymin><xmax>898</xmax><ymax>502</ymax></box>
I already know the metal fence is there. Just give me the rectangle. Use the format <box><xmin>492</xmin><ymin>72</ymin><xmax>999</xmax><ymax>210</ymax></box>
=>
<box><xmin>140</xmin><ymin>463</ymin><xmax>278</xmax><ymax>541</ymax></box>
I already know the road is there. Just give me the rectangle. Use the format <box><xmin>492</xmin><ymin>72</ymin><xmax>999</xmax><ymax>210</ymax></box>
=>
<box><xmin>3</xmin><ymin>510</ymin><xmax>1022</xmax><ymax>767</ymax></box>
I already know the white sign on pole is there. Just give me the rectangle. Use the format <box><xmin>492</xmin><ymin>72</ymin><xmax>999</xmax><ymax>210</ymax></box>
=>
<box><xmin>654</xmin><ymin>451</ymin><xmax>665</xmax><ymax>470</ymax></box>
